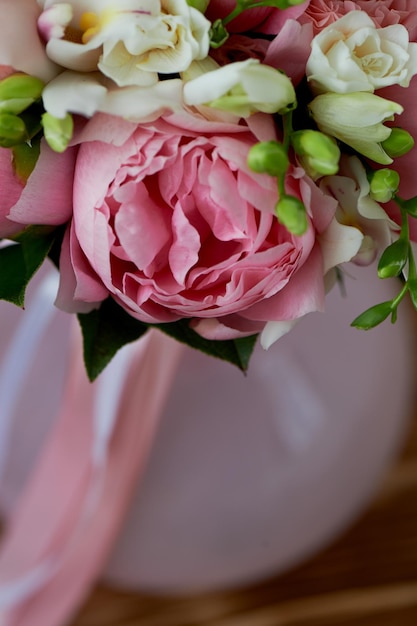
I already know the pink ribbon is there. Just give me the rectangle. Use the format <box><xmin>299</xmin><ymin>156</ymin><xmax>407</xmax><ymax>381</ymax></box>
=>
<box><xmin>0</xmin><ymin>319</ymin><xmax>183</xmax><ymax>625</ymax></box>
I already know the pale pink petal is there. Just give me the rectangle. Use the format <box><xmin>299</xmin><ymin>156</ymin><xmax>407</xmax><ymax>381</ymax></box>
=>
<box><xmin>9</xmin><ymin>140</ymin><xmax>77</xmax><ymax>226</ymax></box>
<box><xmin>261</xmin><ymin>0</ymin><xmax>310</xmax><ymax>34</ymax></box>
<box><xmin>265</xmin><ymin>20</ymin><xmax>314</xmax><ymax>85</ymax></box>
<box><xmin>169</xmin><ymin>204</ymin><xmax>200</xmax><ymax>286</ymax></box>
<box><xmin>115</xmin><ymin>184</ymin><xmax>171</xmax><ymax>274</ymax></box>
<box><xmin>0</xmin><ymin>149</ymin><xmax>25</xmax><ymax>238</ymax></box>
<box><xmin>241</xmin><ymin>244</ymin><xmax>325</xmax><ymax>321</ymax></box>
<box><xmin>192</xmin><ymin>316</ymin><xmax>263</xmax><ymax>340</ymax></box>
<box><xmin>55</xmin><ymin>225</ymin><xmax>107</xmax><ymax>313</ymax></box>
<box><xmin>0</xmin><ymin>0</ymin><xmax>58</xmax><ymax>81</ymax></box>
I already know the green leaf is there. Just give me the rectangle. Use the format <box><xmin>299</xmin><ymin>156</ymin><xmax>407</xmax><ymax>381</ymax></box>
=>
<box><xmin>156</xmin><ymin>318</ymin><xmax>258</xmax><ymax>372</ymax></box>
<box><xmin>0</xmin><ymin>227</ymin><xmax>56</xmax><ymax>306</ymax></box>
<box><xmin>78</xmin><ymin>300</ymin><xmax>259</xmax><ymax>380</ymax></box>
<box><xmin>377</xmin><ymin>238</ymin><xmax>409</xmax><ymax>278</ymax></box>
<box><xmin>351</xmin><ymin>300</ymin><xmax>393</xmax><ymax>330</ymax></box>
<box><xmin>12</xmin><ymin>136</ymin><xmax>41</xmax><ymax>182</ymax></box>
<box><xmin>78</xmin><ymin>298</ymin><xmax>149</xmax><ymax>381</ymax></box>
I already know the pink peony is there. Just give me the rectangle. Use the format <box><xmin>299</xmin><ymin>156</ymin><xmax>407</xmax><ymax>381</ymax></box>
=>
<box><xmin>301</xmin><ymin>0</ymin><xmax>417</xmax><ymax>36</ymax></box>
<box><xmin>63</xmin><ymin>112</ymin><xmax>338</xmax><ymax>338</ymax></box>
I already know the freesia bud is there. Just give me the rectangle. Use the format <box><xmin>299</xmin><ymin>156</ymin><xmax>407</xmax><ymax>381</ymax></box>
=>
<box><xmin>309</xmin><ymin>92</ymin><xmax>403</xmax><ymax>165</ymax></box>
<box><xmin>0</xmin><ymin>74</ymin><xmax>44</xmax><ymax>115</ymax></box>
<box><xmin>381</xmin><ymin>128</ymin><xmax>415</xmax><ymax>158</ymax></box>
<box><xmin>369</xmin><ymin>168</ymin><xmax>400</xmax><ymax>203</ymax></box>
<box><xmin>183</xmin><ymin>58</ymin><xmax>296</xmax><ymax>118</ymax></box>
<box><xmin>41</xmin><ymin>111</ymin><xmax>73</xmax><ymax>152</ymax></box>
<box><xmin>275</xmin><ymin>195</ymin><xmax>308</xmax><ymax>236</ymax></box>
<box><xmin>377</xmin><ymin>238</ymin><xmax>409</xmax><ymax>278</ymax></box>
<box><xmin>0</xmin><ymin>113</ymin><xmax>27</xmax><ymax>147</ymax></box>
<box><xmin>247</xmin><ymin>141</ymin><xmax>289</xmax><ymax>177</ymax></box>
<box><xmin>291</xmin><ymin>130</ymin><xmax>340</xmax><ymax>177</ymax></box>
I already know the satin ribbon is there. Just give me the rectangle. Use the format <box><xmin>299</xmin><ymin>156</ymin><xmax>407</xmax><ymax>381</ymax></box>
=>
<box><xmin>0</xmin><ymin>272</ymin><xmax>183</xmax><ymax>626</ymax></box>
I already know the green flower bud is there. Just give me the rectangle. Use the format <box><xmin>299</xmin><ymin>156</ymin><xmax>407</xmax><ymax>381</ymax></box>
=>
<box><xmin>377</xmin><ymin>238</ymin><xmax>409</xmax><ymax>278</ymax></box>
<box><xmin>275</xmin><ymin>195</ymin><xmax>308</xmax><ymax>236</ymax></box>
<box><xmin>381</xmin><ymin>128</ymin><xmax>414</xmax><ymax>158</ymax></box>
<box><xmin>0</xmin><ymin>113</ymin><xmax>27</xmax><ymax>147</ymax></box>
<box><xmin>0</xmin><ymin>74</ymin><xmax>44</xmax><ymax>115</ymax></box>
<box><xmin>210</xmin><ymin>19</ymin><xmax>229</xmax><ymax>48</ymax></box>
<box><xmin>247</xmin><ymin>141</ymin><xmax>289</xmax><ymax>177</ymax></box>
<box><xmin>42</xmin><ymin>112</ymin><xmax>73</xmax><ymax>153</ymax></box>
<box><xmin>291</xmin><ymin>129</ymin><xmax>340</xmax><ymax>177</ymax></box>
<box><xmin>369</xmin><ymin>168</ymin><xmax>400</xmax><ymax>203</ymax></box>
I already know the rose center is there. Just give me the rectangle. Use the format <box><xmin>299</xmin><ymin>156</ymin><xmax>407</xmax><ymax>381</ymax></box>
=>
<box><xmin>353</xmin><ymin>39</ymin><xmax>393</xmax><ymax>78</ymax></box>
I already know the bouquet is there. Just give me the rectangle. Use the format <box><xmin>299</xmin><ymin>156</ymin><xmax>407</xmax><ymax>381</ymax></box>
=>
<box><xmin>1</xmin><ymin>0</ymin><xmax>417</xmax><ymax>379</ymax></box>
<box><xmin>0</xmin><ymin>1</ymin><xmax>417</xmax><ymax>625</ymax></box>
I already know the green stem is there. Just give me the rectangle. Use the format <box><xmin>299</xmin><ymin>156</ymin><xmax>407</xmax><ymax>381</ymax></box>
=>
<box><xmin>282</xmin><ymin>110</ymin><xmax>293</xmax><ymax>153</ymax></box>
<box><xmin>398</xmin><ymin>202</ymin><xmax>410</xmax><ymax>241</ymax></box>
<box><xmin>222</xmin><ymin>5</ymin><xmax>243</xmax><ymax>25</ymax></box>
<box><xmin>222</xmin><ymin>1</ymin><xmax>280</xmax><ymax>26</ymax></box>
<box><xmin>391</xmin><ymin>280</ymin><xmax>409</xmax><ymax>310</ymax></box>
<box><xmin>276</xmin><ymin>111</ymin><xmax>293</xmax><ymax>199</ymax></box>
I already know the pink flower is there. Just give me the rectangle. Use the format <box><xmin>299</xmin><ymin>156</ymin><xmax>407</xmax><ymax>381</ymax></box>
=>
<box><xmin>63</xmin><ymin>111</ymin><xmax>339</xmax><ymax>339</ymax></box>
<box><xmin>0</xmin><ymin>140</ymin><xmax>77</xmax><ymax>238</ymax></box>
<box><xmin>0</xmin><ymin>148</ymin><xmax>25</xmax><ymax>238</ymax></box>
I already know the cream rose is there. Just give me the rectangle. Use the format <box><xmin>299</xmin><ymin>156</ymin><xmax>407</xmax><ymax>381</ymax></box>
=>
<box><xmin>306</xmin><ymin>10</ymin><xmax>417</xmax><ymax>94</ymax></box>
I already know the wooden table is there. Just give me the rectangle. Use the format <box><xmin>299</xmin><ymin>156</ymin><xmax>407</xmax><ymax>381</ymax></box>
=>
<box><xmin>73</xmin><ymin>412</ymin><xmax>417</xmax><ymax>626</ymax></box>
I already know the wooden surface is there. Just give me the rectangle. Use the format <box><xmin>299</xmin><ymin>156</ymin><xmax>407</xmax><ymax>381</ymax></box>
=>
<box><xmin>73</xmin><ymin>413</ymin><xmax>417</xmax><ymax>626</ymax></box>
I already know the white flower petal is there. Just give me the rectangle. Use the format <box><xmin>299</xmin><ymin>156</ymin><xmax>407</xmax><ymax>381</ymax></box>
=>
<box><xmin>319</xmin><ymin>218</ymin><xmax>363</xmax><ymax>274</ymax></box>
<box><xmin>260</xmin><ymin>319</ymin><xmax>299</xmax><ymax>349</ymax></box>
<box><xmin>42</xmin><ymin>71</ymin><xmax>108</xmax><ymax>118</ymax></box>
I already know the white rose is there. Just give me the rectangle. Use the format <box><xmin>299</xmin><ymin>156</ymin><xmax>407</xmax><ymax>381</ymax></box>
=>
<box><xmin>306</xmin><ymin>10</ymin><xmax>417</xmax><ymax>94</ymax></box>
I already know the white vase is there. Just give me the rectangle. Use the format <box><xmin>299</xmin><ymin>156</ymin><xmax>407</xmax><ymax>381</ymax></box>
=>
<box><xmin>0</xmin><ymin>263</ymin><xmax>414</xmax><ymax>593</ymax></box>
